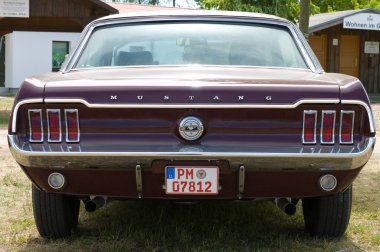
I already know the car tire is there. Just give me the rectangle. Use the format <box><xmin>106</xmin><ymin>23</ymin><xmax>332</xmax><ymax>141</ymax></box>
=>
<box><xmin>302</xmin><ymin>186</ymin><xmax>352</xmax><ymax>237</ymax></box>
<box><xmin>32</xmin><ymin>185</ymin><xmax>80</xmax><ymax>239</ymax></box>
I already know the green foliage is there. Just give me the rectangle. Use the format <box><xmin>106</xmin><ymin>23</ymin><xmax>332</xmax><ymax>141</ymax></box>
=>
<box><xmin>198</xmin><ymin>0</ymin><xmax>380</xmax><ymax>22</ymax></box>
<box><xmin>200</xmin><ymin>0</ymin><xmax>299</xmax><ymax>22</ymax></box>
<box><xmin>312</xmin><ymin>0</ymin><xmax>380</xmax><ymax>12</ymax></box>
<box><xmin>199</xmin><ymin>0</ymin><xmax>319</xmax><ymax>23</ymax></box>
<box><xmin>363</xmin><ymin>0</ymin><xmax>380</xmax><ymax>9</ymax></box>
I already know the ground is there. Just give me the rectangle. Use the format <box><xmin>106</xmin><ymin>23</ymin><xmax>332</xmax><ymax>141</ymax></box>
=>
<box><xmin>0</xmin><ymin>99</ymin><xmax>379</xmax><ymax>251</ymax></box>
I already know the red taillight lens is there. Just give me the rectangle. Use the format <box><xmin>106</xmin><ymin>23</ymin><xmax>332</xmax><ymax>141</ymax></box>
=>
<box><xmin>303</xmin><ymin>110</ymin><xmax>317</xmax><ymax>144</ymax></box>
<box><xmin>321</xmin><ymin>111</ymin><xmax>336</xmax><ymax>144</ymax></box>
<box><xmin>47</xmin><ymin>109</ymin><xmax>61</xmax><ymax>142</ymax></box>
<box><xmin>65</xmin><ymin>109</ymin><xmax>79</xmax><ymax>142</ymax></box>
<box><xmin>340</xmin><ymin>111</ymin><xmax>355</xmax><ymax>144</ymax></box>
<box><xmin>28</xmin><ymin>109</ymin><xmax>43</xmax><ymax>142</ymax></box>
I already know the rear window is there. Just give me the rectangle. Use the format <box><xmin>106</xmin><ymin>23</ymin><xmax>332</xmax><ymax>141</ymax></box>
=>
<box><xmin>74</xmin><ymin>22</ymin><xmax>308</xmax><ymax>69</ymax></box>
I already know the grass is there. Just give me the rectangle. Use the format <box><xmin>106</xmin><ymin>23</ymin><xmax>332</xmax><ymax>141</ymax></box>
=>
<box><xmin>0</xmin><ymin>96</ymin><xmax>13</xmax><ymax>128</ymax></box>
<box><xmin>369</xmin><ymin>94</ymin><xmax>380</xmax><ymax>104</ymax></box>
<box><xmin>0</xmin><ymin>96</ymin><xmax>14</xmax><ymax>111</ymax></box>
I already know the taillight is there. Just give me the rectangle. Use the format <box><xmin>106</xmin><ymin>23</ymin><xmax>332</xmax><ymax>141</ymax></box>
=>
<box><xmin>340</xmin><ymin>110</ymin><xmax>355</xmax><ymax>144</ymax></box>
<box><xmin>47</xmin><ymin>109</ymin><xmax>61</xmax><ymax>142</ymax></box>
<box><xmin>302</xmin><ymin>110</ymin><xmax>317</xmax><ymax>144</ymax></box>
<box><xmin>28</xmin><ymin>109</ymin><xmax>43</xmax><ymax>142</ymax></box>
<box><xmin>65</xmin><ymin>109</ymin><xmax>80</xmax><ymax>142</ymax></box>
<box><xmin>321</xmin><ymin>110</ymin><xmax>336</xmax><ymax>144</ymax></box>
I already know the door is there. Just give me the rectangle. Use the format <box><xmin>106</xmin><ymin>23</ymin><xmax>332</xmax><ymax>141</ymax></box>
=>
<box><xmin>309</xmin><ymin>34</ymin><xmax>327</xmax><ymax>70</ymax></box>
<box><xmin>0</xmin><ymin>36</ymin><xmax>4</xmax><ymax>87</ymax></box>
<box><xmin>339</xmin><ymin>35</ymin><xmax>360</xmax><ymax>77</ymax></box>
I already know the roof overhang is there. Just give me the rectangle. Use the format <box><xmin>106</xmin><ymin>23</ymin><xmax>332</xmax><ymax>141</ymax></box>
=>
<box><xmin>0</xmin><ymin>0</ymin><xmax>117</xmax><ymax>36</ymax></box>
<box><xmin>309</xmin><ymin>8</ymin><xmax>380</xmax><ymax>33</ymax></box>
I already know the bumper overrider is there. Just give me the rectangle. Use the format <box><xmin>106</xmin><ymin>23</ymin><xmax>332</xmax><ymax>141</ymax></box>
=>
<box><xmin>8</xmin><ymin>135</ymin><xmax>375</xmax><ymax>199</ymax></box>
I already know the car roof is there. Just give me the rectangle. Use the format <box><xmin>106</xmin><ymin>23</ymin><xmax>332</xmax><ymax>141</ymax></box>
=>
<box><xmin>95</xmin><ymin>10</ymin><xmax>290</xmax><ymax>24</ymax></box>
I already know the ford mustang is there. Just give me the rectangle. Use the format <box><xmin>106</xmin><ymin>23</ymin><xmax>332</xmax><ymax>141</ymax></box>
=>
<box><xmin>8</xmin><ymin>11</ymin><xmax>375</xmax><ymax>238</ymax></box>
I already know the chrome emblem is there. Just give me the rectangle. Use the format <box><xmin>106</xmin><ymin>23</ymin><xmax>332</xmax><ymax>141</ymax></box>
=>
<box><xmin>196</xmin><ymin>169</ymin><xmax>207</xmax><ymax>179</ymax></box>
<box><xmin>179</xmin><ymin>116</ymin><xmax>204</xmax><ymax>141</ymax></box>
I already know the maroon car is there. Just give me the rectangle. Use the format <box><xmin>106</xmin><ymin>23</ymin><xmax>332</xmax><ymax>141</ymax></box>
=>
<box><xmin>8</xmin><ymin>11</ymin><xmax>375</xmax><ymax>238</ymax></box>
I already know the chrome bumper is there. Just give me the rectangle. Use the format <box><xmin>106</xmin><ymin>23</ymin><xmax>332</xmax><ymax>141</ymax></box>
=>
<box><xmin>8</xmin><ymin>135</ymin><xmax>375</xmax><ymax>171</ymax></box>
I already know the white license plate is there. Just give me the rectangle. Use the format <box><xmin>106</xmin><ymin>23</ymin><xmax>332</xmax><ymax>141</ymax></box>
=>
<box><xmin>165</xmin><ymin>166</ymin><xmax>219</xmax><ymax>195</ymax></box>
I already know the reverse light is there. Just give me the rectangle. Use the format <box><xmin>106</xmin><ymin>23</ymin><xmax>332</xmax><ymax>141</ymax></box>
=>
<box><xmin>28</xmin><ymin>109</ymin><xmax>43</xmax><ymax>142</ymax></box>
<box><xmin>340</xmin><ymin>110</ymin><xmax>355</xmax><ymax>144</ymax></box>
<box><xmin>321</xmin><ymin>110</ymin><xmax>336</xmax><ymax>144</ymax></box>
<box><xmin>319</xmin><ymin>174</ymin><xmax>337</xmax><ymax>192</ymax></box>
<box><xmin>65</xmin><ymin>109</ymin><xmax>80</xmax><ymax>142</ymax></box>
<box><xmin>47</xmin><ymin>109</ymin><xmax>61</xmax><ymax>142</ymax></box>
<box><xmin>48</xmin><ymin>172</ymin><xmax>66</xmax><ymax>190</ymax></box>
<box><xmin>302</xmin><ymin>110</ymin><xmax>317</xmax><ymax>144</ymax></box>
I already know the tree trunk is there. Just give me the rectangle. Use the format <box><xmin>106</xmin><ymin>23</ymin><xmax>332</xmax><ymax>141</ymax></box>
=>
<box><xmin>173</xmin><ymin>0</ymin><xmax>176</xmax><ymax>7</ymax></box>
<box><xmin>299</xmin><ymin>0</ymin><xmax>311</xmax><ymax>40</ymax></box>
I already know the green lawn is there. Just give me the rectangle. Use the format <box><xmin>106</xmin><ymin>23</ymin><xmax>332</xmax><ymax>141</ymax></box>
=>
<box><xmin>0</xmin><ymin>96</ymin><xmax>14</xmax><ymax>111</ymax></box>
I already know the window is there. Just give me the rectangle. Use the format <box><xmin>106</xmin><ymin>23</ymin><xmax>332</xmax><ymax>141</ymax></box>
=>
<box><xmin>52</xmin><ymin>41</ymin><xmax>69</xmax><ymax>72</ymax></box>
<box><xmin>75</xmin><ymin>22</ymin><xmax>307</xmax><ymax>69</ymax></box>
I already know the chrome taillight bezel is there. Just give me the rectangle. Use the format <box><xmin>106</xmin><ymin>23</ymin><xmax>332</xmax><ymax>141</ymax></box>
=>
<box><xmin>65</xmin><ymin>109</ymin><xmax>80</xmax><ymax>143</ymax></box>
<box><xmin>302</xmin><ymin>110</ymin><xmax>317</xmax><ymax>144</ymax></box>
<box><xmin>28</xmin><ymin>109</ymin><xmax>44</xmax><ymax>143</ymax></box>
<box><xmin>320</xmin><ymin>110</ymin><xmax>336</xmax><ymax>145</ymax></box>
<box><xmin>47</xmin><ymin>109</ymin><xmax>62</xmax><ymax>143</ymax></box>
<box><xmin>339</xmin><ymin>110</ymin><xmax>355</xmax><ymax>144</ymax></box>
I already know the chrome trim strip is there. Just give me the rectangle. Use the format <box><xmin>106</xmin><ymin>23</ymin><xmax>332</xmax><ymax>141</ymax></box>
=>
<box><xmin>7</xmin><ymin>135</ymin><xmax>375</xmax><ymax>171</ymax></box>
<box><xmin>71</xmin><ymin>64</ymin><xmax>312</xmax><ymax>73</ymax></box>
<box><xmin>302</xmin><ymin>110</ymin><xmax>317</xmax><ymax>144</ymax></box>
<box><xmin>320</xmin><ymin>110</ymin><xmax>336</xmax><ymax>145</ymax></box>
<box><xmin>12</xmin><ymin>99</ymin><xmax>43</xmax><ymax>133</ymax></box>
<box><xmin>44</xmin><ymin>98</ymin><xmax>340</xmax><ymax>109</ymax></box>
<box><xmin>47</xmin><ymin>109</ymin><xmax>62</xmax><ymax>143</ymax></box>
<box><xmin>28</xmin><ymin>109</ymin><xmax>43</xmax><ymax>143</ymax></box>
<box><xmin>65</xmin><ymin>109</ymin><xmax>80</xmax><ymax>143</ymax></box>
<box><xmin>339</xmin><ymin>110</ymin><xmax>355</xmax><ymax>145</ymax></box>
<box><xmin>12</xmin><ymin>99</ymin><xmax>375</xmax><ymax>135</ymax></box>
<box><xmin>8</xmin><ymin>135</ymin><xmax>375</xmax><ymax>158</ymax></box>
<box><xmin>341</xmin><ymin>99</ymin><xmax>375</xmax><ymax>133</ymax></box>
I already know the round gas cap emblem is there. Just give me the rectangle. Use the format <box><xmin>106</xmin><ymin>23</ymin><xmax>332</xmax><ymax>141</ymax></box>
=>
<box><xmin>179</xmin><ymin>116</ymin><xmax>204</xmax><ymax>141</ymax></box>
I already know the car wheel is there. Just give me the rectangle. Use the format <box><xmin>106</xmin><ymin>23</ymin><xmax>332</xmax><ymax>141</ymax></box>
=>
<box><xmin>32</xmin><ymin>185</ymin><xmax>80</xmax><ymax>238</ymax></box>
<box><xmin>302</xmin><ymin>185</ymin><xmax>352</xmax><ymax>237</ymax></box>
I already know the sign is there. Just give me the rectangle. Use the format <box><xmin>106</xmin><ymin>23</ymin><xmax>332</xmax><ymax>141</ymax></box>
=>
<box><xmin>343</xmin><ymin>13</ymin><xmax>380</xmax><ymax>31</ymax></box>
<box><xmin>0</xmin><ymin>0</ymin><xmax>29</xmax><ymax>18</ymax></box>
<box><xmin>365</xmin><ymin>41</ymin><xmax>379</xmax><ymax>54</ymax></box>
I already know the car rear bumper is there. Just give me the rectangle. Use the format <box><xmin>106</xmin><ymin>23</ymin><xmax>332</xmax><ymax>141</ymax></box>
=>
<box><xmin>8</xmin><ymin>135</ymin><xmax>375</xmax><ymax>171</ymax></box>
<box><xmin>9</xmin><ymin>135</ymin><xmax>374</xmax><ymax>199</ymax></box>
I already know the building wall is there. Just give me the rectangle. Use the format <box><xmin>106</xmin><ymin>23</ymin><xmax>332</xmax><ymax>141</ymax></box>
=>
<box><xmin>311</xmin><ymin>26</ymin><xmax>380</xmax><ymax>93</ymax></box>
<box><xmin>5</xmin><ymin>31</ymin><xmax>80</xmax><ymax>89</ymax></box>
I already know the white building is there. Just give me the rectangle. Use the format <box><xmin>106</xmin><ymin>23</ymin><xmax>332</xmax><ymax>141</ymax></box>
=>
<box><xmin>0</xmin><ymin>0</ymin><xmax>118</xmax><ymax>94</ymax></box>
<box><xmin>3</xmin><ymin>31</ymin><xmax>80</xmax><ymax>92</ymax></box>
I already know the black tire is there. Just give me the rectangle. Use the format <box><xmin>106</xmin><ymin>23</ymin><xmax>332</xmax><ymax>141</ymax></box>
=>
<box><xmin>302</xmin><ymin>186</ymin><xmax>352</xmax><ymax>237</ymax></box>
<box><xmin>32</xmin><ymin>185</ymin><xmax>80</xmax><ymax>239</ymax></box>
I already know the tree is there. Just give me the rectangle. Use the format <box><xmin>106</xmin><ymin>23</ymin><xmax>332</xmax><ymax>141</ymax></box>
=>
<box><xmin>311</xmin><ymin>0</ymin><xmax>358</xmax><ymax>12</ymax></box>
<box><xmin>299</xmin><ymin>0</ymin><xmax>311</xmax><ymax>38</ymax></box>
<box><xmin>198</xmin><ymin>0</ymin><xmax>318</xmax><ymax>23</ymax></box>
<box><xmin>199</xmin><ymin>0</ymin><xmax>297</xmax><ymax>22</ymax></box>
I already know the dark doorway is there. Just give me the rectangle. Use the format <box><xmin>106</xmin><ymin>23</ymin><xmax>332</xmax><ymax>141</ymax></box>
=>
<box><xmin>0</xmin><ymin>36</ymin><xmax>5</xmax><ymax>87</ymax></box>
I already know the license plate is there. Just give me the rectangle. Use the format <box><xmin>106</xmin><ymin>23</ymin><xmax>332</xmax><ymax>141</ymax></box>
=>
<box><xmin>165</xmin><ymin>166</ymin><xmax>219</xmax><ymax>195</ymax></box>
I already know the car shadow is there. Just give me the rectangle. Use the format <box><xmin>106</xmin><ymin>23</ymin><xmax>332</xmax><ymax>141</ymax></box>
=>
<box><xmin>23</xmin><ymin>200</ymin><xmax>361</xmax><ymax>251</ymax></box>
